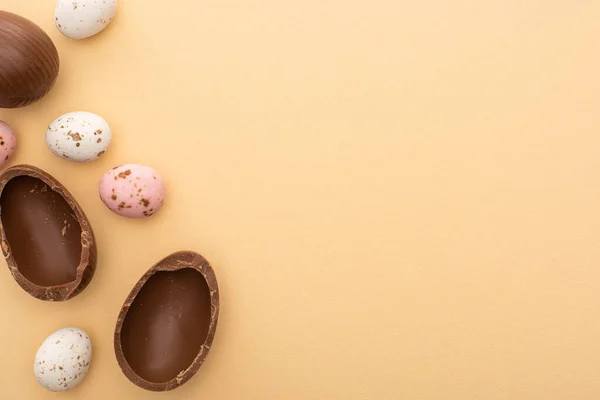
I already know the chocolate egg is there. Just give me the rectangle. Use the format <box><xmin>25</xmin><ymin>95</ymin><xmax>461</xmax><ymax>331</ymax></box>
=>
<box><xmin>0</xmin><ymin>11</ymin><xmax>59</xmax><ymax>108</ymax></box>
<box><xmin>114</xmin><ymin>251</ymin><xmax>219</xmax><ymax>391</ymax></box>
<box><xmin>0</xmin><ymin>165</ymin><xmax>96</xmax><ymax>301</ymax></box>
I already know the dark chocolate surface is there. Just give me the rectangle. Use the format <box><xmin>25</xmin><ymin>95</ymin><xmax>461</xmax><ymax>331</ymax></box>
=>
<box><xmin>114</xmin><ymin>251</ymin><xmax>219</xmax><ymax>391</ymax></box>
<box><xmin>120</xmin><ymin>269</ymin><xmax>211</xmax><ymax>383</ymax></box>
<box><xmin>1</xmin><ymin>176</ymin><xmax>81</xmax><ymax>286</ymax></box>
<box><xmin>0</xmin><ymin>11</ymin><xmax>59</xmax><ymax>108</ymax></box>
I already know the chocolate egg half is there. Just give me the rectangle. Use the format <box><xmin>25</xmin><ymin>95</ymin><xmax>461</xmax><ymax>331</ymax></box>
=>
<box><xmin>0</xmin><ymin>11</ymin><xmax>59</xmax><ymax>108</ymax></box>
<box><xmin>114</xmin><ymin>251</ymin><xmax>219</xmax><ymax>391</ymax></box>
<box><xmin>0</xmin><ymin>165</ymin><xmax>96</xmax><ymax>301</ymax></box>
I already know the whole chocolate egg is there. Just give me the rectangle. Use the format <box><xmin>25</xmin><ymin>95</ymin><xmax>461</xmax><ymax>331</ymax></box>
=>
<box><xmin>0</xmin><ymin>11</ymin><xmax>59</xmax><ymax>108</ymax></box>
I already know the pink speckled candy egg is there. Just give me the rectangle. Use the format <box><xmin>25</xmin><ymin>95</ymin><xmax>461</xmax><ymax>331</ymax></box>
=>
<box><xmin>0</xmin><ymin>121</ymin><xmax>17</xmax><ymax>167</ymax></box>
<box><xmin>99</xmin><ymin>164</ymin><xmax>165</xmax><ymax>218</ymax></box>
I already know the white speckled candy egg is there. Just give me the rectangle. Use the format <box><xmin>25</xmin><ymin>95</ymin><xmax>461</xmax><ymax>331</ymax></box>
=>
<box><xmin>34</xmin><ymin>327</ymin><xmax>92</xmax><ymax>392</ymax></box>
<box><xmin>99</xmin><ymin>164</ymin><xmax>166</xmax><ymax>218</ymax></box>
<box><xmin>46</xmin><ymin>111</ymin><xmax>112</xmax><ymax>162</ymax></box>
<box><xmin>0</xmin><ymin>121</ymin><xmax>17</xmax><ymax>167</ymax></box>
<box><xmin>55</xmin><ymin>0</ymin><xmax>117</xmax><ymax>40</ymax></box>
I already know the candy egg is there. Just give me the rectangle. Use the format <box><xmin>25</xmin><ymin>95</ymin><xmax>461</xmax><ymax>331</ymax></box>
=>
<box><xmin>34</xmin><ymin>327</ymin><xmax>92</xmax><ymax>392</ymax></box>
<box><xmin>0</xmin><ymin>121</ymin><xmax>17</xmax><ymax>167</ymax></box>
<box><xmin>46</xmin><ymin>111</ymin><xmax>112</xmax><ymax>163</ymax></box>
<box><xmin>99</xmin><ymin>164</ymin><xmax>165</xmax><ymax>218</ymax></box>
<box><xmin>55</xmin><ymin>0</ymin><xmax>117</xmax><ymax>40</ymax></box>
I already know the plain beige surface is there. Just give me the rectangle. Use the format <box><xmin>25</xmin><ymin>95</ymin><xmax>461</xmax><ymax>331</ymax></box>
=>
<box><xmin>1</xmin><ymin>0</ymin><xmax>600</xmax><ymax>398</ymax></box>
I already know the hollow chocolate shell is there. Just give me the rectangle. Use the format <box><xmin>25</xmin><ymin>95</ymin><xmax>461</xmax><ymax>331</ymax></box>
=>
<box><xmin>114</xmin><ymin>251</ymin><xmax>219</xmax><ymax>391</ymax></box>
<box><xmin>0</xmin><ymin>165</ymin><xmax>96</xmax><ymax>301</ymax></box>
<box><xmin>0</xmin><ymin>11</ymin><xmax>60</xmax><ymax>108</ymax></box>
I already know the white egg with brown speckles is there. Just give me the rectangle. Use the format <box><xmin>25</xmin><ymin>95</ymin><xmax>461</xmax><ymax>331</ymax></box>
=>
<box><xmin>34</xmin><ymin>327</ymin><xmax>92</xmax><ymax>392</ymax></box>
<box><xmin>46</xmin><ymin>111</ymin><xmax>112</xmax><ymax>162</ymax></box>
<box><xmin>55</xmin><ymin>0</ymin><xmax>117</xmax><ymax>40</ymax></box>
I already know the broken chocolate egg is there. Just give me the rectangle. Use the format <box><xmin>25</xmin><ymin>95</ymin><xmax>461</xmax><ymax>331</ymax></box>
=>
<box><xmin>0</xmin><ymin>11</ymin><xmax>60</xmax><ymax>108</ymax></box>
<box><xmin>0</xmin><ymin>165</ymin><xmax>96</xmax><ymax>301</ymax></box>
<box><xmin>114</xmin><ymin>251</ymin><xmax>219</xmax><ymax>391</ymax></box>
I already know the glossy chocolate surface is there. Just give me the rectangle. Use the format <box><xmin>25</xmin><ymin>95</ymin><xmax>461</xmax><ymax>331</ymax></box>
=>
<box><xmin>115</xmin><ymin>251</ymin><xmax>219</xmax><ymax>391</ymax></box>
<box><xmin>0</xmin><ymin>165</ymin><xmax>96</xmax><ymax>301</ymax></box>
<box><xmin>120</xmin><ymin>269</ymin><xmax>210</xmax><ymax>383</ymax></box>
<box><xmin>1</xmin><ymin>176</ymin><xmax>82</xmax><ymax>286</ymax></box>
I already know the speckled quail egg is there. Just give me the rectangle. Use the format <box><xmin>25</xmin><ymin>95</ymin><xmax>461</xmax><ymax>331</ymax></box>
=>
<box><xmin>55</xmin><ymin>0</ymin><xmax>117</xmax><ymax>40</ymax></box>
<box><xmin>34</xmin><ymin>327</ymin><xmax>92</xmax><ymax>392</ymax></box>
<box><xmin>46</xmin><ymin>111</ymin><xmax>112</xmax><ymax>162</ymax></box>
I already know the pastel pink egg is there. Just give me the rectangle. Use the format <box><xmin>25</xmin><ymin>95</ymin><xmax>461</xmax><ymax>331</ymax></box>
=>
<box><xmin>99</xmin><ymin>164</ymin><xmax>165</xmax><ymax>218</ymax></box>
<box><xmin>0</xmin><ymin>121</ymin><xmax>17</xmax><ymax>167</ymax></box>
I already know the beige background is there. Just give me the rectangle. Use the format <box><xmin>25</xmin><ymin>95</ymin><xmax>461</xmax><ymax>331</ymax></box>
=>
<box><xmin>1</xmin><ymin>0</ymin><xmax>600</xmax><ymax>398</ymax></box>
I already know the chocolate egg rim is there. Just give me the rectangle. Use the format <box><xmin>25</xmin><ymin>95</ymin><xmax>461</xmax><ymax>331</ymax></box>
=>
<box><xmin>113</xmin><ymin>251</ymin><xmax>220</xmax><ymax>392</ymax></box>
<box><xmin>0</xmin><ymin>164</ymin><xmax>97</xmax><ymax>301</ymax></box>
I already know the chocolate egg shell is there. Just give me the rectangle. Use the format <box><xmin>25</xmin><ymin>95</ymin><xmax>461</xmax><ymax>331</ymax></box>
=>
<box><xmin>0</xmin><ymin>11</ymin><xmax>59</xmax><ymax>108</ymax></box>
<box><xmin>114</xmin><ymin>251</ymin><xmax>219</xmax><ymax>391</ymax></box>
<box><xmin>0</xmin><ymin>165</ymin><xmax>96</xmax><ymax>301</ymax></box>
